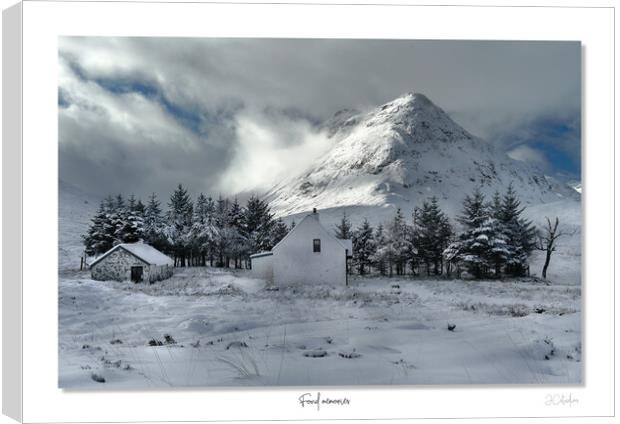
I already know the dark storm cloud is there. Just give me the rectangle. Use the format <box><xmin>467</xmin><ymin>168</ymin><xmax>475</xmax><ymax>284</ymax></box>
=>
<box><xmin>59</xmin><ymin>37</ymin><xmax>581</xmax><ymax>198</ymax></box>
<box><xmin>59</xmin><ymin>104</ymin><xmax>234</xmax><ymax>200</ymax></box>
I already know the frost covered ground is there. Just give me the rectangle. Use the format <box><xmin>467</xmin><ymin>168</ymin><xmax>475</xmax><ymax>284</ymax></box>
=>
<box><xmin>59</xmin><ymin>267</ymin><xmax>581</xmax><ymax>388</ymax></box>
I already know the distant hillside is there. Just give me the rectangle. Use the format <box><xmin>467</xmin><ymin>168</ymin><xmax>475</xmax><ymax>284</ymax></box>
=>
<box><xmin>59</xmin><ymin>180</ymin><xmax>99</xmax><ymax>271</ymax></box>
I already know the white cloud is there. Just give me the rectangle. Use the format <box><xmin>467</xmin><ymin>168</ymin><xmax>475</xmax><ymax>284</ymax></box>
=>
<box><xmin>217</xmin><ymin>111</ymin><xmax>333</xmax><ymax>193</ymax></box>
<box><xmin>507</xmin><ymin>145</ymin><xmax>551</xmax><ymax>171</ymax></box>
<box><xmin>58</xmin><ymin>37</ymin><xmax>581</xmax><ymax>196</ymax></box>
<box><xmin>59</xmin><ymin>56</ymin><xmax>201</xmax><ymax>150</ymax></box>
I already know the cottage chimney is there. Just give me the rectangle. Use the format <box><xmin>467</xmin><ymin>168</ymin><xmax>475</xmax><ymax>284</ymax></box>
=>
<box><xmin>310</xmin><ymin>208</ymin><xmax>319</xmax><ymax>220</ymax></box>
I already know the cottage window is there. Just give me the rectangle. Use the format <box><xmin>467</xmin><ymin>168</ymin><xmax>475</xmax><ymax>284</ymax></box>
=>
<box><xmin>313</xmin><ymin>239</ymin><xmax>321</xmax><ymax>253</ymax></box>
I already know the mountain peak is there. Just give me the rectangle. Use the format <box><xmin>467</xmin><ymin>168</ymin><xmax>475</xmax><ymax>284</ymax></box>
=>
<box><xmin>265</xmin><ymin>93</ymin><xmax>579</xmax><ymax>220</ymax></box>
<box><xmin>377</xmin><ymin>92</ymin><xmax>439</xmax><ymax>117</ymax></box>
<box><xmin>383</xmin><ymin>92</ymin><xmax>433</xmax><ymax>109</ymax></box>
<box><xmin>365</xmin><ymin>92</ymin><xmax>471</xmax><ymax>143</ymax></box>
<box><xmin>322</xmin><ymin>92</ymin><xmax>449</xmax><ymax>140</ymax></box>
<box><xmin>396</xmin><ymin>91</ymin><xmax>430</xmax><ymax>103</ymax></box>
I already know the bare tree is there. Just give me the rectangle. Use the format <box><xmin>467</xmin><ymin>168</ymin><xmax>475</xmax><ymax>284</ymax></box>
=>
<box><xmin>535</xmin><ymin>217</ymin><xmax>571</xmax><ymax>279</ymax></box>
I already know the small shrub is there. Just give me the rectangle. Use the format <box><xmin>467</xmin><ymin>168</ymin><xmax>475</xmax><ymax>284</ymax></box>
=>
<box><xmin>110</xmin><ymin>339</ymin><xmax>123</xmax><ymax>345</ymax></box>
<box><xmin>148</xmin><ymin>339</ymin><xmax>163</xmax><ymax>346</ymax></box>
<box><xmin>226</xmin><ymin>341</ymin><xmax>248</xmax><ymax>350</ymax></box>
<box><xmin>339</xmin><ymin>350</ymin><xmax>361</xmax><ymax>359</ymax></box>
<box><xmin>91</xmin><ymin>373</ymin><xmax>105</xmax><ymax>383</ymax></box>
<box><xmin>164</xmin><ymin>334</ymin><xmax>176</xmax><ymax>345</ymax></box>
<box><xmin>303</xmin><ymin>349</ymin><xmax>328</xmax><ymax>358</ymax></box>
<box><xmin>447</xmin><ymin>323</ymin><xmax>456</xmax><ymax>332</ymax></box>
<box><xmin>543</xmin><ymin>336</ymin><xmax>556</xmax><ymax>360</ymax></box>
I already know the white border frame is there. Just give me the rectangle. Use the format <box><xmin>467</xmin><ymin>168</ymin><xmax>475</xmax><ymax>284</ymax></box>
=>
<box><xmin>10</xmin><ymin>1</ymin><xmax>617</xmax><ymax>422</ymax></box>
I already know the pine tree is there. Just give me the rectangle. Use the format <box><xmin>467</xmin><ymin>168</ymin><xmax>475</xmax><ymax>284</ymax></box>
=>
<box><xmin>500</xmin><ymin>184</ymin><xmax>536</xmax><ymax>276</ymax></box>
<box><xmin>143</xmin><ymin>193</ymin><xmax>168</xmax><ymax>252</ymax></box>
<box><xmin>271</xmin><ymin>218</ymin><xmax>289</xmax><ymax>246</ymax></box>
<box><xmin>485</xmin><ymin>191</ymin><xmax>511</xmax><ymax>277</ymax></box>
<box><xmin>191</xmin><ymin>193</ymin><xmax>218</xmax><ymax>266</ymax></box>
<box><xmin>108</xmin><ymin>193</ymin><xmax>145</xmax><ymax>245</ymax></box>
<box><xmin>135</xmin><ymin>199</ymin><xmax>146</xmax><ymax>216</ymax></box>
<box><xmin>334</xmin><ymin>211</ymin><xmax>352</xmax><ymax>239</ymax></box>
<box><xmin>166</xmin><ymin>184</ymin><xmax>194</xmax><ymax>266</ymax></box>
<box><xmin>352</xmin><ymin>218</ymin><xmax>375</xmax><ymax>275</ymax></box>
<box><xmin>437</xmin><ymin>213</ymin><xmax>453</xmax><ymax>274</ymax></box>
<box><xmin>227</xmin><ymin>198</ymin><xmax>247</xmax><ymax>268</ymax></box>
<box><xmin>415</xmin><ymin>197</ymin><xmax>452</xmax><ymax>275</ymax></box>
<box><xmin>228</xmin><ymin>198</ymin><xmax>244</xmax><ymax>231</ymax></box>
<box><xmin>82</xmin><ymin>200</ymin><xmax>115</xmax><ymax>256</ymax></box>
<box><xmin>213</xmin><ymin>195</ymin><xmax>231</xmax><ymax>267</ymax></box>
<box><xmin>392</xmin><ymin>208</ymin><xmax>414</xmax><ymax>276</ymax></box>
<box><xmin>110</xmin><ymin>194</ymin><xmax>129</xmax><ymax>245</ymax></box>
<box><xmin>451</xmin><ymin>189</ymin><xmax>495</xmax><ymax>278</ymax></box>
<box><xmin>443</xmin><ymin>240</ymin><xmax>461</xmax><ymax>277</ymax></box>
<box><xmin>203</xmin><ymin>196</ymin><xmax>217</xmax><ymax>266</ymax></box>
<box><xmin>409</xmin><ymin>207</ymin><xmax>421</xmax><ymax>275</ymax></box>
<box><xmin>377</xmin><ymin>209</ymin><xmax>412</xmax><ymax>276</ymax></box>
<box><xmin>243</xmin><ymin>195</ymin><xmax>275</xmax><ymax>253</ymax></box>
<box><xmin>121</xmin><ymin>194</ymin><xmax>144</xmax><ymax>243</ymax></box>
<box><xmin>371</xmin><ymin>223</ymin><xmax>388</xmax><ymax>276</ymax></box>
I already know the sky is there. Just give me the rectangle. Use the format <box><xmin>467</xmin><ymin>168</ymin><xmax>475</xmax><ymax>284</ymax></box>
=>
<box><xmin>58</xmin><ymin>37</ymin><xmax>581</xmax><ymax>200</ymax></box>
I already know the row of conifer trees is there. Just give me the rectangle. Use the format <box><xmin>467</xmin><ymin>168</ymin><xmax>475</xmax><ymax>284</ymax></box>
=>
<box><xmin>340</xmin><ymin>185</ymin><xmax>536</xmax><ymax>278</ymax></box>
<box><xmin>82</xmin><ymin>184</ymin><xmax>289</xmax><ymax>267</ymax></box>
<box><xmin>84</xmin><ymin>183</ymin><xmax>536</xmax><ymax>278</ymax></box>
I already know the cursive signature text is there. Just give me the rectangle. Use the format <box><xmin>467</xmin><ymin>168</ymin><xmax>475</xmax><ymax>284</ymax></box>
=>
<box><xmin>298</xmin><ymin>392</ymin><xmax>351</xmax><ymax>411</ymax></box>
<box><xmin>545</xmin><ymin>393</ymin><xmax>579</xmax><ymax>407</ymax></box>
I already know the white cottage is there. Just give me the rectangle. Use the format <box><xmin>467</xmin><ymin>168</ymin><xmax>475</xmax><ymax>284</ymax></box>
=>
<box><xmin>250</xmin><ymin>209</ymin><xmax>353</xmax><ymax>286</ymax></box>
<box><xmin>90</xmin><ymin>242</ymin><xmax>174</xmax><ymax>283</ymax></box>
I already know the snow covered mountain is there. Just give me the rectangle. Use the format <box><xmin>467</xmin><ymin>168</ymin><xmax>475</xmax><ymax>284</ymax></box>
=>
<box><xmin>568</xmin><ymin>181</ymin><xmax>582</xmax><ymax>194</ymax></box>
<box><xmin>265</xmin><ymin>92</ymin><xmax>579</xmax><ymax>225</ymax></box>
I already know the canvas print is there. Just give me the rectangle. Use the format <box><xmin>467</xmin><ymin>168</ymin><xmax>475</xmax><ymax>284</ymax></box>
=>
<box><xmin>58</xmin><ymin>38</ymin><xmax>582</xmax><ymax>388</ymax></box>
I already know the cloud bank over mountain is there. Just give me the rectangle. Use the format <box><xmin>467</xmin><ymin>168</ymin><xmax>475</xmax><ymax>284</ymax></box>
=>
<box><xmin>59</xmin><ymin>37</ymin><xmax>580</xmax><ymax>198</ymax></box>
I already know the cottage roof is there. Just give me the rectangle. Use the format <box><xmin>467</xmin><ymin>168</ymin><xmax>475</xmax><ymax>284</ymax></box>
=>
<box><xmin>90</xmin><ymin>243</ymin><xmax>174</xmax><ymax>267</ymax></box>
<box><xmin>250</xmin><ymin>251</ymin><xmax>273</xmax><ymax>259</ymax></box>
<box><xmin>271</xmin><ymin>211</ymin><xmax>353</xmax><ymax>254</ymax></box>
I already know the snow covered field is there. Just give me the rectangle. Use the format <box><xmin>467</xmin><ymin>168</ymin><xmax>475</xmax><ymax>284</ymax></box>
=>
<box><xmin>59</xmin><ymin>267</ymin><xmax>581</xmax><ymax>388</ymax></box>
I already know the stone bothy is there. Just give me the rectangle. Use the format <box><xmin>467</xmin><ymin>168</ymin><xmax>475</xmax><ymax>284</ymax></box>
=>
<box><xmin>90</xmin><ymin>242</ymin><xmax>174</xmax><ymax>283</ymax></box>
